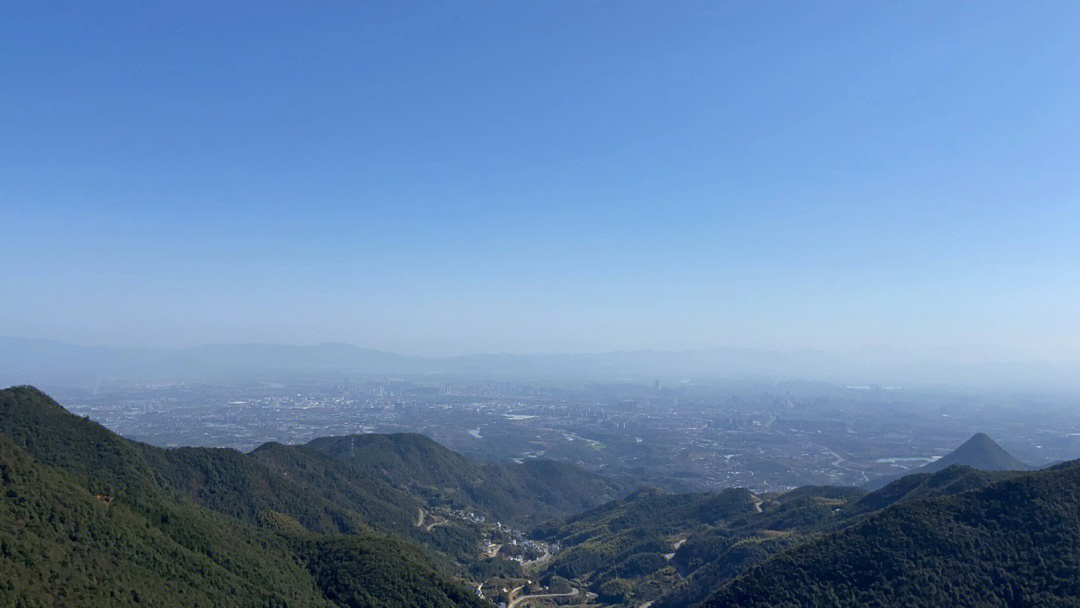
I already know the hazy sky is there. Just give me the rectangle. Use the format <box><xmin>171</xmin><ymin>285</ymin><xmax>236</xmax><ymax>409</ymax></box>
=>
<box><xmin>3</xmin><ymin>2</ymin><xmax>1079</xmax><ymax>359</ymax></box>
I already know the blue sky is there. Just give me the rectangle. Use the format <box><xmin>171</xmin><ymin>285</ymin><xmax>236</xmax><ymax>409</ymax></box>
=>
<box><xmin>2</xmin><ymin>1</ymin><xmax>1079</xmax><ymax>359</ymax></box>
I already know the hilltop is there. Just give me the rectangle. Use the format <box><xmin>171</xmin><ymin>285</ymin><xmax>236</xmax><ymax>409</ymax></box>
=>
<box><xmin>307</xmin><ymin>432</ymin><xmax>626</xmax><ymax>528</ymax></box>
<box><xmin>865</xmin><ymin>432</ymin><xmax>1030</xmax><ymax>490</ymax></box>
<box><xmin>919</xmin><ymin>432</ymin><xmax>1031</xmax><ymax>473</ymax></box>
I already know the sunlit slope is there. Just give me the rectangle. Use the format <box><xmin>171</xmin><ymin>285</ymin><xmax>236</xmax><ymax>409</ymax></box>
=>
<box><xmin>538</xmin><ymin>462</ymin><xmax>1075</xmax><ymax>608</ymax></box>
<box><xmin>0</xmin><ymin>386</ymin><xmax>484</xmax><ymax>608</ymax></box>
<box><xmin>308</xmin><ymin>432</ymin><xmax>626</xmax><ymax>527</ymax></box>
<box><xmin>704</xmin><ymin>461</ymin><xmax>1080</xmax><ymax>607</ymax></box>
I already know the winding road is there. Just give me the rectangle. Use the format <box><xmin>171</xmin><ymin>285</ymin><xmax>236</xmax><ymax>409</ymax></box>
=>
<box><xmin>507</xmin><ymin>587</ymin><xmax>579</xmax><ymax>608</ymax></box>
<box><xmin>809</xmin><ymin>442</ymin><xmax>870</xmax><ymax>484</ymax></box>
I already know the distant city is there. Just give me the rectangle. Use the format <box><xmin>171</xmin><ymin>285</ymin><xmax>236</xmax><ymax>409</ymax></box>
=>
<box><xmin>51</xmin><ymin>377</ymin><xmax>1080</xmax><ymax>493</ymax></box>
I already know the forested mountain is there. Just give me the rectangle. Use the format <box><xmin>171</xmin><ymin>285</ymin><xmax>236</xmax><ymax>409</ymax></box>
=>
<box><xmin>533</xmin><ymin>484</ymin><xmax>866</xmax><ymax>606</ymax></box>
<box><xmin>0</xmin><ymin>385</ymin><xmax>630</xmax><ymax>606</ymax></box>
<box><xmin>0</xmin><ymin>385</ymin><xmax>485</xmax><ymax>555</ymax></box>
<box><xmin>0</xmin><ymin>386</ymin><xmax>485</xmax><ymax>607</ymax></box>
<box><xmin>308</xmin><ymin>432</ymin><xmax>626</xmax><ymax>527</ymax></box>
<box><xmin>5</xmin><ymin>385</ymin><xmax>1080</xmax><ymax>608</ymax></box>
<box><xmin>537</xmin><ymin>457</ymin><xmax>1080</xmax><ymax>608</ymax></box>
<box><xmin>847</xmin><ymin>465</ymin><xmax>1019</xmax><ymax>516</ymax></box>
<box><xmin>0</xmin><ymin>430</ymin><xmax>328</xmax><ymax>607</ymax></box>
<box><xmin>919</xmin><ymin>432</ymin><xmax>1031</xmax><ymax>473</ymax></box>
<box><xmin>865</xmin><ymin>432</ymin><xmax>1030</xmax><ymax>490</ymax></box>
<box><xmin>703</xmin><ymin>460</ymin><xmax>1080</xmax><ymax>607</ymax></box>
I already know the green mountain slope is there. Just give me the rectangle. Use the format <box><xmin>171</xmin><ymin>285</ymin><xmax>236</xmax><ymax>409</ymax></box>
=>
<box><xmin>0</xmin><ymin>431</ymin><xmax>329</xmax><ymax>607</ymax></box>
<box><xmin>533</xmin><ymin>484</ymin><xmax>864</xmax><ymax>606</ymax></box>
<box><xmin>0</xmin><ymin>385</ymin><xmax>480</xmax><ymax>557</ymax></box>
<box><xmin>704</xmin><ymin>461</ymin><xmax>1080</xmax><ymax>607</ymax></box>
<box><xmin>848</xmin><ymin>464</ymin><xmax>1019</xmax><ymax>516</ymax></box>
<box><xmin>656</xmin><ymin>485</ymin><xmax>866</xmax><ymax>608</ymax></box>
<box><xmin>541</xmin><ymin>459</ymin><xmax>1063</xmax><ymax>608</ymax></box>
<box><xmin>308</xmin><ymin>433</ymin><xmax>625</xmax><ymax>527</ymax></box>
<box><xmin>535</xmin><ymin>487</ymin><xmax>760</xmax><ymax>546</ymax></box>
<box><xmin>151</xmin><ymin>442</ymin><xmax>423</xmax><ymax>536</ymax></box>
<box><xmin>0</xmin><ymin>386</ymin><xmax>485</xmax><ymax>607</ymax></box>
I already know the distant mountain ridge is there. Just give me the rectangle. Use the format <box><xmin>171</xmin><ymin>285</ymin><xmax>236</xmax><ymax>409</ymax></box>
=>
<box><xmin>865</xmin><ymin>433</ymin><xmax>1030</xmax><ymax>490</ymax></box>
<box><xmin>3</xmin><ymin>336</ymin><xmax>1076</xmax><ymax>390</ymax></box>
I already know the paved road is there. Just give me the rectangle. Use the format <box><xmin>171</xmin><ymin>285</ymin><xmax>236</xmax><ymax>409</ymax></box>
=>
<box><xmin>508</xmin><ymin>587</ymin><xmax>579</xmax><ymax>608</ymax></box>
<box><xmin>522</xmin><ymin>548</ymin><xmax>551</xmax><ymax>568</ymax></box>
<box><xmin>810</xmin><ymin>442</ymin><xmax>870</xmax><ymax>484</ymax></box>
<box><xmin>750</xmin><ymin>494</ymin><xmax>763</xmax><ymax>513</ymax></box>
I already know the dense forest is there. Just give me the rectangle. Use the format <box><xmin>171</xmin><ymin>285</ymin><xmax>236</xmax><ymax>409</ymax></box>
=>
<box><xmin>705</xmin><ymin>461</ymin><xmax>1080</xmax><ymax>607</ymax></box>
<box><xmin>0</xmin><ymin>386</ymin><xmax>488</xmax><ymax>607</ymax></box>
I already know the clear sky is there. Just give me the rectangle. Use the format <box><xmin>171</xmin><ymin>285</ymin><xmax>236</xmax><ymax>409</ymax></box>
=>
<box><xmin>3</xmin><ymin>1</ymin><xmax>1079</xmax><ymax>360</ymax></box>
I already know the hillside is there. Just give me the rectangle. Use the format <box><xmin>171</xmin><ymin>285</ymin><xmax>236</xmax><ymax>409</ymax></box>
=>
<box><xmin>539</xmin><ymin>462</ymin><xmax>1060</xmax><ymax>608</ymax></box>
<box><xmin>703</xmin><ymin>461</ymin><xmax>1080</xmax><ymax>607</ymax></box>
<box><xmin>865</xmin><ymin>432</ymin><xmax>1030</xmax><ymax>490</ymax></box>
<box><xmin>308</xmin><ymin>432</ymin><xmax>626</xmax><ymax>527</ymax></box>
<box><xmin>0</xmin><ymin>384</ymin><xmax>479</xmax><ymax>552</ymax></box>
<box><xmin>0</xmin><ymin>386</ymin><xmax>484</xmax><ymax>607</ymax></box>
<box><xmin>847</xmin><ymin>465</ymin><xmax>1019</xmax><ymax>516</ymax></box>
<box><xmin>531</xmin><ymin>485</ymin><xmax>863</xmax><ymax>605</ymax></box>
<box><xmin>0</xmin><ymin>431</ymin><xmax>326</xmax><ymax>607</ymax></box>
<box><xmin>7</xmin><ymin>384</ymin><xmax>1080</xmax><ymax>607</ymax></box>
<box><xmin>920</xmin><ymin>432</ymin><xmax>1031</xmax><ymax>473</ymax></box>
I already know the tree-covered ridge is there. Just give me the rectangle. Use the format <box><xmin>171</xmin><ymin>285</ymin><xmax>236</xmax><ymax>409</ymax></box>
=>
<box><xmin>532</xmin><ymin>483</ymin><xmax>864</xmax><ymax>606</ymax></box>
<box><xmin>534</xmin><ymin>486</ymin><xmax>760</xmax><ymax>544</ymax></box>
<box><xmin>0</xmin><ymin>385</ymin><xmax>482</xmax><ymax>554</ymax></box>
<box><xmin>160</xmin><ymin>441</ymin><xmax>431</xmax><ymax>537</ymax></box>
<box><xmin>0</xmin><ymin>425</ymin><xmax>331</xmax><ymax>607</ymax></box>
<box><xmin>297</xmin><ymin>536</ymin><xmax>483</xmax><ymax>608</ymax></box>
<box><xmin>846</xmin><ymin>464</ymin><xmax>1019</xmax><ymax>516</ymax></box>
<box><xmin>652</xmin><ymin>485</ymin><xmax>867</xmax><ymax>608</ymax></box>
<box><xmin>535</xmin><ymin>458</ymin><xmax>1068</xmax><ymax>608</ymax></box>
<box><xmin>7</xmin><ymin>384</ymin><xmax>1079</xmax><ymax>608</ymax></box>
<box><xmin>704</xmin><ymin>460</ymin><xmax>1080</xmax><ymax>607</ymax></box>
<box><xmin>0</xmin><ymin>386</ymin><xmax>485</xmax><ymax>607</ymax></box>
<box><xmin>308</xmin><ymin>432</ymin><xmax>626</xmax><ymax>527</ymax></box>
